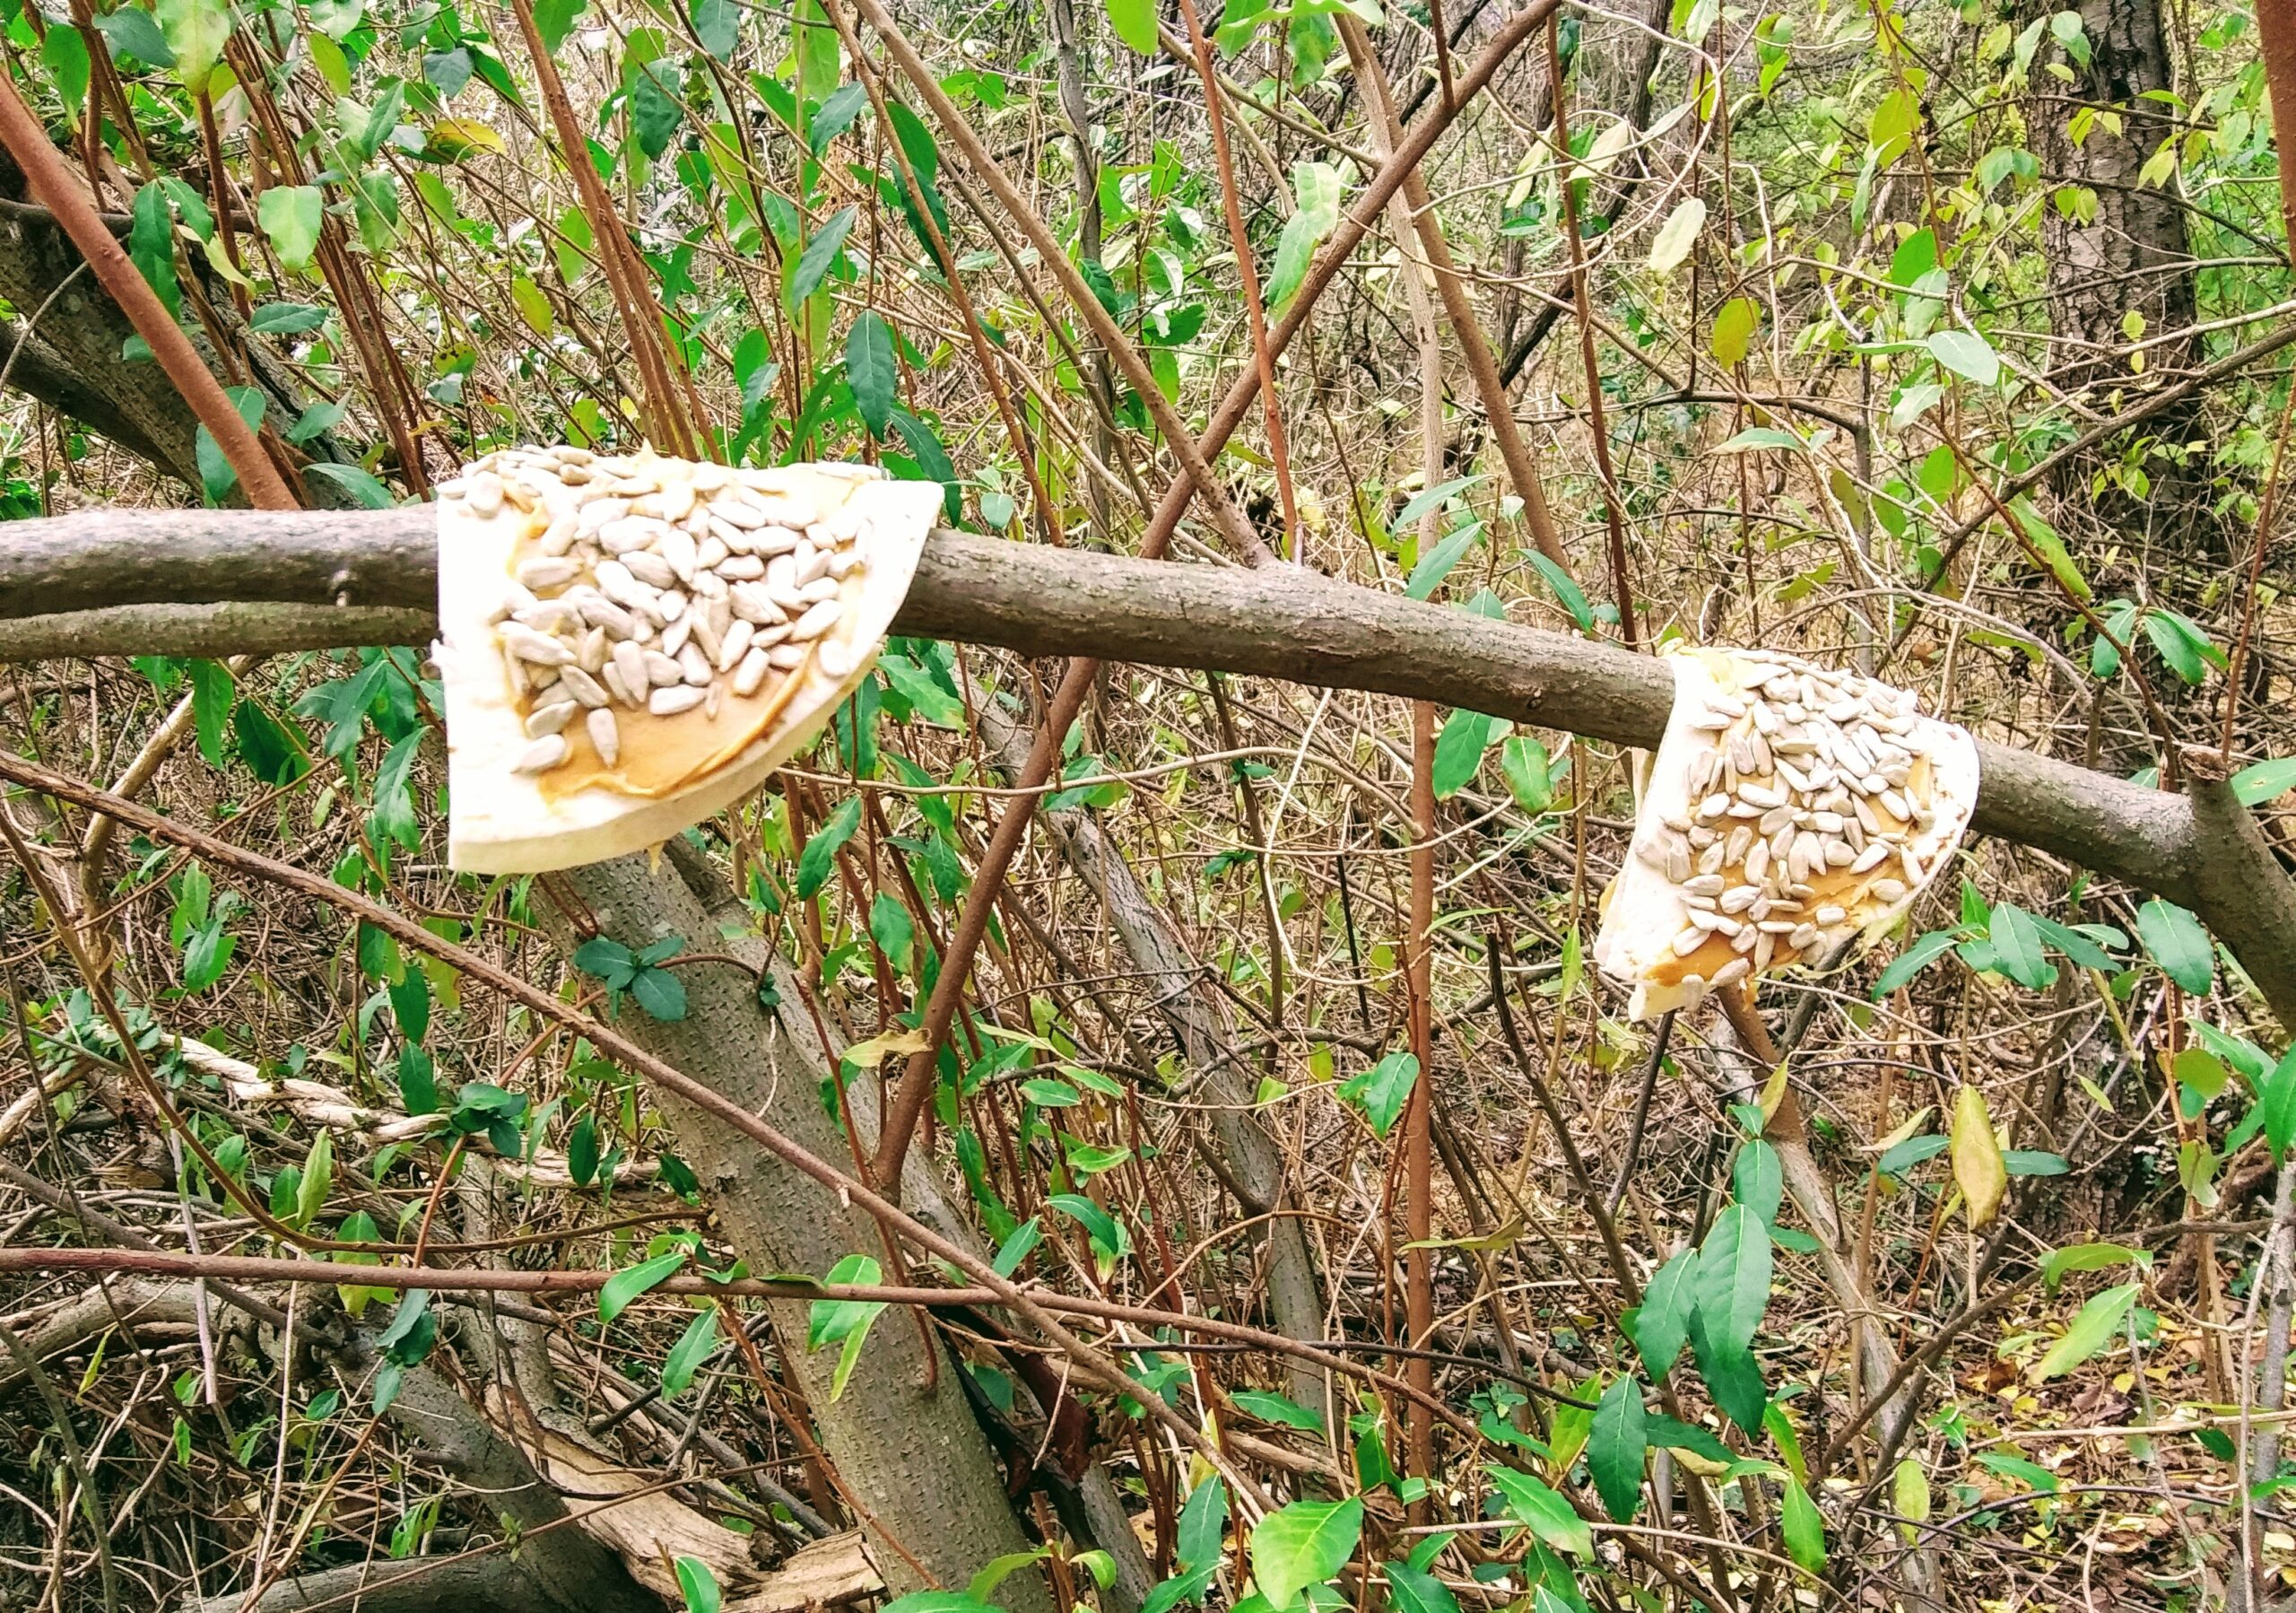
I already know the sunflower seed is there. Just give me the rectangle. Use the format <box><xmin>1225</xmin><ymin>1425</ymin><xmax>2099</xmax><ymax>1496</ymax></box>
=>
<box><xmin>678</xmin><ymin>643</ymin><xmax>714</xmax><ymax>685</ymax></box>
<box><xmin>526</xmin><ymin>700</ymin><xmax>578</xmax><ymax>737</ymax></box>
<box><xmin>513</xmin><ymin>734</ymin><xmax>568</xmax><ymax>773</ymax></box>
<box><xmin>818</xmin><ymin>641</ymin><xmax>854</xmax><ymax>679</ymax></box>
<box><xmin>732</xmin><ymin>645</ymin><xmax>772</xmax><ymax>697</ymax></box>
<box><xmin>556</xmin><ymin>666</ymin><xmax>607</xmax><ymax>708</ymax></box>
<box><xmin>500</xmin><ymin>623</ymin><xmax>571</xmax><ymax>665</ymax></box>
<box><xmin>1868</xmin><ymin>878</ymin><xmax>1908</xmax><ymax>902</ymax></box>
<box><xmin>789</xmin><ymin>599</ymin><xmax>843</xmax><ymax>641</ymax></box>
<box><xmin>467</xmin><ymin>472</ymin><xmax>505</xmax><ymax>517</ymax></box>
<box><xmin>587</xmin><ymin>708</ymin><xmax>620</xmax><ymax>767</ymax></box>
<box><xmin>767</xmin><ymin>642</ymin><xmax>807</xmax><ymax>670</ymax></box>
<box><xmin>661</xmin><ymin>614</ymin><xmax>692</xmax><ymax>659</ymax></box>
<box><xmin>602</xmin><ymin>662</ymin><xmax>639</xmax><ymax>708</ymax></box>
<box><xmin>649</xmin><ymin>684</ymin><xmax>707</xmax><ymax>716</ymax></box>
<box><xmin>1709</xmin><ymin>957</ymin><xmax>1752</xmax><ymax>988</ymax></box>
<box><xmin>622</xmin><ymin>550</ymin><xmax>676</xmax><ymax>589</ymax></box>
<box><xmin>716</xmin><ymin>618</ymin><xmax>755</xmax><ymax>673</ymax></box>
<box><xmin>1673</xmin><ymin>927</ymin><xmax>1709</xmax><ymax>958</ymax></box>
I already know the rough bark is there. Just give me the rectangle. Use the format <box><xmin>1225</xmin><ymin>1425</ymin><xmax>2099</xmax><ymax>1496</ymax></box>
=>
<box><xmin>181</xmin><ymin>1555</ymin><xmax>573</xmax><ymax>1613</ymax></box>
<box><xmin>528</xmin><ymin>841</ymin><xmax>1057</xmax><ymax>1613</ymax></box>
<box><xmin>2026</xmin><ymin>0</ymin><xmax>2196</xmax><ymax>386</ymax></box>
<box><xmin>0</xmin><ymin>162</ymin><xmax>363</xmax><ymax>505</ymax></box>
<box><xmin>0</xmin><ymin>508</ymin><xmax>2291</xmax><ymax>1031</ymax></box>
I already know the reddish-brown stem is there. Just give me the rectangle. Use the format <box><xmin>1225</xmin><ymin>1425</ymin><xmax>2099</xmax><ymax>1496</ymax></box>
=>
<box><xmin>0</xmin><ymin>72</ymin><xmax>295</xmax><ymax>509</ymax></box>
<box><xmin>1403</xmin><ymin>697</ymin><xmax>1437</xmax><ymax>1499</ymax></box>
<box><xmin>1546</xmin><ymin>17</ymin><xmax>1638</xmax><ymax>647</ymax></box>
<box><xmin>1173</xmin><ymin>0</ymin><xmax>1298</xmax><ymax>555</ymax></box>
<box><xmin>507</xmin><ymin>0</ymin><xmax>706</xmax><ymax>460</ymax></box>
<box><xmin>1135</xmin><ymin>0</ymin><xmax>1561</xmax><ymax>562</ymax></box>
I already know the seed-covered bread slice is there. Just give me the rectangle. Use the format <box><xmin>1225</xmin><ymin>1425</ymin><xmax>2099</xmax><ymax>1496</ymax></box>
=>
<box><xmin>437</xmin><ymin>448</ymin><xmax>938</xmax><ymax>874</ymax></box>
<box><xmin>1594</xmin><ymin>646</ymin><xmax>1979</xmax><ymax>1021</ymax></box>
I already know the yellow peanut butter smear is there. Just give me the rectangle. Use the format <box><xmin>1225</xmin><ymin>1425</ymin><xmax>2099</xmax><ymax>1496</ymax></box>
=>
<box><xmin>435</xmin><ymin>448</ymin><xmax>938</xmax><ymax>874</ymax></box>
<box><xmin>1593</xmin><ymin>645</ymin><xmax>1979</xmax><ymax>1020</ymax></box>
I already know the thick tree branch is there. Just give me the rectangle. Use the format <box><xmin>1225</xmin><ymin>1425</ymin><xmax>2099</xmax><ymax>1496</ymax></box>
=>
<box><xmin>0</xmin><ymin>505</ymin><xmax>2282</xmax><ymax>1026</ymax></box>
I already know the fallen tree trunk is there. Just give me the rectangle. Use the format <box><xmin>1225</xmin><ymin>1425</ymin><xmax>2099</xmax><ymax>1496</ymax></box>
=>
<box><xmin>0</xmin><ymin>503</ymin><xmax>2290</xmax><ymax>1032</ymax></box>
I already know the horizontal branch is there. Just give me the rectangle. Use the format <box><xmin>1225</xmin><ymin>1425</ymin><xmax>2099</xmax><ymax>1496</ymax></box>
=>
<box><xmin>1</xmin><ymin>504</ymin><xmax>2288</xmax><ymax>1025</ymax></box>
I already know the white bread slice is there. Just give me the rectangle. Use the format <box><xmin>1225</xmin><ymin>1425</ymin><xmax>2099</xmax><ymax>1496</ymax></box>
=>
<box><xmin>437</xmin><ymin>453</ymin><xmax>938</xmax><ymax>874</ymax></box>
<box><xmin>1594</xmin><ymin>646</ymin><xmax>1979</xmax><ymax>1021</ymax></box>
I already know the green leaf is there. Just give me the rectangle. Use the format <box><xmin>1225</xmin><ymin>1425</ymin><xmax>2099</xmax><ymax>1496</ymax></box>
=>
<box><xmin>1874</xmin><ymin>929</ymin><xmax>1958</xmax><ymax>995</ymax></box>
<box><xmin>1232</xmin><ymin>1390</ymin><xmax>1325</xmax><ymax>1434</ymax></box>
<box><xmin>691</xmin><ymin>0</ymin><xmax>738</xmax><ymax>58</ymax></box>
<box><xmin>1337</xmin><ymin>1051</ymin><xmax>1418</xmax><ymax>1139</ymax></box>
<box><xmin>1500</xmin><ymin>734</ymin><xmax>1552</xmax><ymax>814</ymax></box>
<box><xmin>43</xmin><ymin>27</ymin><xmax>89</xmax><ymax>124</ymax></box>
<box><xmin>305</xmin><ymin>462</ymin><xmax>398</xmax><ymax>509</ymax></box>
<box><xmin>536</xmin><ymin>0</ymin><xmax>586</xmax><ymax>52</ymax></box>
<box><xmin>1395</xmin><ymin>475</ymin><xmax>1483</xmax><ymax>530</ymax></box>
<box><xmin>674</xmin><ymin>1555</ymin><xmax>723</xmax><ymax>1613</ymax></box>
<box><xmin>2034</xmin><ymin>1282</ymin><xmax>2139</xmax><ymax>1378</ymax></box>
<box><xmin>662</xmin><ymin>1304</ymin><xmax>720</xmax><ymax>1397</ymax></box>
<box><xmin>2041</xmin><ymin>1242</ymin><xmax>2144</xmax><ymax>1291</ymax></box>
<box><xmin>630</xmin><ymin>965</ymin><xmax>687</xmax><ymax>1022</ymax></box>
<box><xmin>1695</xmin><ymin>1204</ymin><xmax>1772</xmax><ymax>1356</ymax></box>
<box><xmin>1733</xmin><ymin>1138</ymin><xmax>1783</xmax><ymax>1223</ymax></box>
<box><xmin>1249</xmin><ymin>1497</ymin><xmax>1362</xmax><ymax>1610</ymax></box>
<box><xmin>1588</xmin><ymin>1376</ymin><xmax>1648</xmax><ymax>1521</ymax></box>
<box><xmin>2263</xmin><ymin>1047</ymin><xmax>2296</xmax><ymax>1162</ymax></box>
<box><xmin>1713</xmin><ymin>426</ymin><xmax>1806</xmax><ymax>453</ymax></box>
<box><xmin>1431</xmin><ymin>709</ymin><xmax>1500</xmax><ymax>799</ymax></box>
<box><xmin>129</xmin><ymin>182</ymin><xmax>179</xmax><ymax>316</ymax></box>
<box><xmin>807</xmin><ymin>1253</ymin><xmax>886</xmax><ymax>1400</ymax></box>
<box><xmin>258</xmin><ymin>186</ymin><xmax>325</xmax><ymax>275</ymax></box>
<box><xmin>187</xmin><ymin>658</ymin><xmax>235</xmax><ymax>765</ymax></box>
<box><xmin>1266</xmin><ymin>161</ymin><xmax>1345</xmax><ymax>314</ymax></box>
<box><xmin>251</xmin><ymin>301</ymin><xmax>329</xmax><ymax>335</ymax></box>
<box><xmin>599</xmin><ymin>1249</ymin><xmax>689</xmax><ymax>1323</ymax></box>
<box><xmin>1686</xmin><ymin>1306</ymin><xmax>1767</xmax><ymax>1430</ymax></box>
<box><xmin>2135</xmin><ymin>898</ymin><xmax>2212</xmax><ymax>994</ymax></box>
<box><xmin>397</xmin><ymin>1044</ymin><xmax>439</xmax><ymax>1113</ymax></box>
<box><xmin>809</xmin><ymin>82</ymin><xmax>868</xmax><ymax>154</ymax></box>
<box><xmin>1405</xmin><ymin>519</ymin><xmax>1482</xmax><ymax>600</ymax></box>
<box><xmin>846</xmin><ymin>311</ymin><xmax>897</xmax><ymax>438</ymax></box>
<box><xmin>568</xmin><ymin>1112</ymin><xmax>600</xmax><ymax>1186</ymax></box>
<box><xmin>796</xmin><ymin>797</ymin><xmax>862</xmax><ymax>898</ymax></box>
<box><xmin>2233</xmin><ymin>757</ymin><xmax>2296</xmax><ymax>806</ymax></box>
<box><xmin>1526</xmin><ymin>551</ymin><xmax>1595</xmax><ymax>631</ymax></box>
<box><xmin>1779</xmin><ymin>1478</ymin><xmax>1826</xmax><ymax>1573</ymax></box>
<box><xmin>1048</xmin><ymin>1193</ymin><xmax>1129</xmax><ymax>1268</ymax></box>
<box><xmin>1987</xmin><ymin>902</ymin><xmax>2054</xmax><ymax>990</ymax></box>
<box><xmin>1485</xmin><ymin>1468</ymin><xmax>1592</xmax><ymax>1557</ymax></box>
<box><xmin>157</xmin><ymin>0</ymin><xmax>230</xmax><ymax>90</ymax></box>
<box><xmin>1178</xmin><ymin>1476</ymin><xmax>1228</xmax><ymax>1572</ymax></box>
<box><xmin>1632</xmin><ymin>1247</ymin><xmax>1698</xmax><ymax>1375</ymax></box>
<box><xmin>1876</xmin><ymin>1133</ymin><xmax>1948</xmax><ymax>1178</ymax></box>
<box><xmin>787</xmin><ymin>205</ymin><xmax>857</xmax><ymax>313</ymax></box>
<box><xmin>630</xmin><ymin>58</ymin><xmax>683</xmax><ymax>158</ymax></box>
<box><xmin>1383</xmin><ymin>1563</ymin><xmax>1461</xmax><ymax>1613</ymax></box>
<box><xmin>1928</xmin><ymin>328</ymin><xmax>2000</xmax><ymax>385</ymax></box>
<box><xmin>1105</xmin><ymin>0</ymin><xmax>1158</xmax><ymax>53</ymax></box>
<box><xmin>295</xmin><ymin>1129</ymin><xmax>334</xmax><ymax>1226</ymax></box>
<box><xmin>97</xmin><ymin>6</ymin><xmax>175</xmax><ymax>67</ymax></box>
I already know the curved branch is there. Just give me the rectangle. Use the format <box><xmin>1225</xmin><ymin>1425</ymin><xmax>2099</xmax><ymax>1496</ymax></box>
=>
<box><xmin>0</xmin><ymin>505</ymin><xmax>2284</xmax><ymax>1025</ymax></box>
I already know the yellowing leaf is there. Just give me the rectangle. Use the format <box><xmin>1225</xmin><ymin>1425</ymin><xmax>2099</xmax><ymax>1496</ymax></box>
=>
<box><xmin>1951</xmin><ymin>1084</ymin><xmax>2005</xmax><ymax>1229</ymax></box>
<box><xmin>1648</xmin><ymin>197</ymin><xmax>1706</xmax><ymax>274</ymax></box>
<box><xmin>1712</xmin><ymin>297</ymin><xmax>1757</xmax><ymax>367</ymax></box>
<box><xmin>426</xmin><ymin>117</ymin><xmax>505</xmax><ymax>161</ymax></box>
<box><xmin>841</xmin><ymin>1026</ymin><xmax>929</xmax><ymax>1068</ymax></box>
<box><xmin>511</xmin><ymin>275</ymin><xmax>554</xmax><ymax>336</ymax></box>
